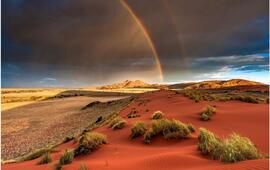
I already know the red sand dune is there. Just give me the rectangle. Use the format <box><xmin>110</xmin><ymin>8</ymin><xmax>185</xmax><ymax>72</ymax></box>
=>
<box><xmin>2</xmin><ymin>90</ymin><xmax>269</xmax><ymax>170</ymax></box>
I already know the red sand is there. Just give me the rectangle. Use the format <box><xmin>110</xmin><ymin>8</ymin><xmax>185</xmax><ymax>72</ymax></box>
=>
<box><xmin>2</xmin><ymin>90</ymin><xmax>269</xmax><ymax>170</ymax></box>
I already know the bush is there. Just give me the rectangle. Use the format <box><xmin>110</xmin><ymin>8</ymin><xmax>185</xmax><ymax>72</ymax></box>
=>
<box><xmin>198</xmin><ymin>128</ymin><xmax>262</xmax><ymax>163</ymax></box>
<box><xmin>112</xmin><ymin>120</ymin><xmax>126</xmax><ymax>130</ymax></box>
<box><xmin>37</xmin><ymin>152</ymin><xmax>52</xmax><ymax>165</ymax></box>
<box><xmin>222</xmin><ymin>133</ymin><xmax>262</xmax><ymax>162</ymax></box>
<box><xmin>152</xmin><ymin>111</ymin><xmax>164</xmax><ymax>120</ymax></box>
<box><xmin>187</xmin><ymin>124</ymin><xmax>195</xmax><ymax>132</ymax></box>
<box><xmin>198</xmin><ymin>128</ymin><xmax>223</xmax><ymax>160</ymax></box>
<box><xmin>59</xmin><ymin>149</ymin><xmax>74</xmax><ymax>165</ymax></box>
<box><xmin>130</xmin><ymin>122</ymin><xmax>147</xmax><ymax>139</ymax></box>
<box><xmin>74</xmin><ymin>132</ymin><xmax>107</xmax><ymax>156</ymax></box>
<box><xmin>143</xmin><ymin>119</ymin><xmax>191</xmax><ymax>143</ymax></box>
<box><xmin>79</xmin><ymin>163</ymin><xmax>88</xmax><ymax>170</ymax></box>
<box><xmin>200</xmin><ymin>105</ymin><xmax>216</xmax><ymax>121</ymax></box>
<box><xmin>202</xmin><ymin>105</ymin><xmax>216</xmax><ymax>116</ymax></box>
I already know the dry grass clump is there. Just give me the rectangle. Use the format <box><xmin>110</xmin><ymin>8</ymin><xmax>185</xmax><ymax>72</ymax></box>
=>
<box><xmin>130</xmin><ymin>121</ymin><xmax>147</xmax><ymax>139</ymax></box>
<box><xmin>198</xmin><ymin>128</ymin><xmax>262</xmax><ymax>163</ymax></box>
<box><xmin>108</xmin><ymin>116</ymin><xmax>126</xmax><ymax>130</ymax></box>
<box><xmin>151</xmin><ymin>111</ymin><xmax>164</xmax><ymax>120</ymax></box>
<box><xmin>143</xmin><ymin>119</ymin><xmax>194</xmax><ymax>144</ymax></box>
<box><xmin>200</xmin><ymin>105</ymin><xmax>216</xmax><ymax>121</ymax></box>
<box><xmin>74</xmin><ymin>132</ymin><xmax>107</xmax><ymax>156</ymax></box>
<box><xmin>59</xmin><ymin>149</ymin><xmax>74</xmax><ymax>165</ymax></box>
<box><xmin>37</xmin><ymin>152</ymin><xmax>52</xmax><ymax>165</ymax></box>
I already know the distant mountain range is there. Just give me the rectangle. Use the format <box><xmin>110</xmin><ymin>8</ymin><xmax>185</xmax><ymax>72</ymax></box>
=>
<box><xmin>97</xmin><ymin>79</ymin><xmax>265</xmax><ymax>90</ymax></box>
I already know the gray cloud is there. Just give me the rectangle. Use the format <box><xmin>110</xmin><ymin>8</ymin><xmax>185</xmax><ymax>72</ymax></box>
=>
<box><xmin>2</xmin><ymin>0</ymin><xmax>269</xmax><ymax>87</ymax></box>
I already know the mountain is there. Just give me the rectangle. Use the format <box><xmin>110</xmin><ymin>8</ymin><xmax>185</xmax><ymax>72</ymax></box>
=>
<box><xmin>98</xmin><ymin>80</ymin><xmax>152</xmax><ymax>89</ymax></box>
<box><xmin>183</xmin><ymin>79</ymin><xmax>264</xmax><ymax>90</ymax></box>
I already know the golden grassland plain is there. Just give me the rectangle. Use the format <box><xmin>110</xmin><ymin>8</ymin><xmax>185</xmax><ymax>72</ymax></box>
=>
<box><xmin>1</xmin><ymin>88</ymin><xmax>67</xmax><ymax>111</ymax></box>
<box><xmin>1</xmin><ymin>87</ymin><xmax>155</xmax><ymax>111</ymax></box>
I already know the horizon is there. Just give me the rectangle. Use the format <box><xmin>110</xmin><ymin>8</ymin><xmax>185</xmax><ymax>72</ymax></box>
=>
<box><xmin>2</xmin><ymin>0</ymin><xmax>269</xmax><ymax>87</ymax></box>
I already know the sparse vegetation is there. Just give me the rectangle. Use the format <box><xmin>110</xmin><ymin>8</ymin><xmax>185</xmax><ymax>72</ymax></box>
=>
<box><xmin>151</xmin><ymin>111</ymin><xmax>164</xmax><ymax>120</ymax></box>
<box><xmin>127</xmin><ymin>109</ymin><xmax>140</xmax><ymax>118</ymax></box>
<box><xmin>181</xmin><ymin>89</ymin><xmax>267</xmax><ymax>104</ymax></box>
<box><xmin>37</xmin><ymin>152</ymin><xmax>52</xmax><ymax>165</ymax></box>
<box><xmin>143</xmin><ymin>119</ymin><xmax>194</xmax><ymax>144</ymax></box>
<box><xmin>74</xmin><ymin>132</ymin><xmax>107</xmax><ymax>156</ymax></box>
<box><xmin>198</xmin><ymin>128</ymin><xmax>262</xmax><ymax>163</ymax></box>
<box><xmin>200</xmin><ymin>105</ymin><xmax>216</xmax><ymax>121</ymax></box>
<box><xmin>130</xmin><ymin>121</ymin><xmax>147</xmax><ymax>139</ymax></box>
<box><xmin>59</xmin><ymin>149</ymin><xmax>74</xmax><ymax>165</ymax></box>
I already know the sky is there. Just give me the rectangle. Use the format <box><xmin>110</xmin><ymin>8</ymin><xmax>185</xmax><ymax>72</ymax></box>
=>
<box><xmin>2</xmin><ymin>0</ymin><xmax>269</xmax><ymax>87</ymax></box>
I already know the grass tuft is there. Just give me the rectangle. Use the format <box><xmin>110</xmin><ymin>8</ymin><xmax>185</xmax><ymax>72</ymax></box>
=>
<box><xmin>151</xmin><ymin>111</ymin><xmax>164</xmax><ymax>120</ymax></box>
<box><xmin>74</xmin><ymin>132</ymin><xmax>107</xmax><ymax>156</ymax></box>
<box><xmin>130</xmin><ymin>121</ymin><xmax>147</xmax><ymax>139</ymax></box>
<box><xmin>200</xmin><ymin>105</ymin><xmax>216</xmax><ymax>121</ymax></box>
<box><xmin>37</xmin><ymin>152</ymin><xmax>52</xmax><ymax>165</ymax></box>
<box><xmin>198</xmin><ymin>128</ymin><xmax>262</xmax><ymax>163</ymax></box>
<box><xmin>143</xmin><ymin>119</ymin><xmax>193</xmax><ymax>143</ymax></box>
<box><xmin>59</xmin><ymin>149</ymin><xmax>74</xmax><ymax>165</ymax></box>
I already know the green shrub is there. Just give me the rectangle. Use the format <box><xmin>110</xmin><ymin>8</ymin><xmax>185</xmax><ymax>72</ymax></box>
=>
<box><xmin>221</xmin><ymin>133</ymin><xmax>262</xmax><ymax>162</ymax></box>
<box><xmin>79</xmin><ymin>163</ymin><xmax>88</xmax><ymax>170</ymax></box>
<box><xmin>112</xmin><ymin>120</ymin><xmax>126</xmax><ymax>130</ymax></box>
<box><xmin>37</xmin><ymin>152</ymin><xmax>52</xmax><ymax>165</ymax></box>
<box><xmin>63</xmin><ymin>136</ymin><xmax>75</xmax><ymax>143</ymax></box>
<box><xmin>187</xmin><ymin>124</ymin><xmax>195</xmax><ymax>132</ymax></box>
<box><xmin>130</xmin><ymin>122</ymin><xmax>147</xmax><ymax>139</ymax></box>
<box><xmin>144</xmin><ymin>119</ymin><xmax>191</xmax><ymax>143</ymax></box>
<box><xmin>59</xmin><ymin>149</ymin><xmax>74</xmax><ymax>165</ymax></box>
<box><xmin>152</xmin><ymin>111</ymin><xmax>164</xmax><ymax>120</ymax></box>
<box><xmin>198</xmin><ymin>128</ymin><xmax>262</xmax><ymax>163</ymax></box>
<box><xmin>198</xmin><ymin>128</ymin><xmax>223</xmax><ymax>160</ymax></box>
<box><xmin>74</xmin><ymin>132</ymin><xmax>107</xmax><ymax>156</ymax></box>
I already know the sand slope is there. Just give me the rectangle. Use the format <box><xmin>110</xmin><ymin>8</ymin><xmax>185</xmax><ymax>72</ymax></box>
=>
<box><xmin>2</xmin><ymin>90</ymin><xmax>269</xmax><ymax>170</ymax></box>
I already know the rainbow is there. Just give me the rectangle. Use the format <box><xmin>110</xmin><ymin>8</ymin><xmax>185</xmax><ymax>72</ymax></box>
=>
<box><xmin>119</xmin><ymin>0</ymin><xmax>164</xmax><ymax>81</ymax></box>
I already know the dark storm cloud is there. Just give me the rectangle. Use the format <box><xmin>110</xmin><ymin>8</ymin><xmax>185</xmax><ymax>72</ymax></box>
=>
<box><xmin>2</xmin><ymin>0</ymin><xmax>269</xmax><ymax>87</ymax></box>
